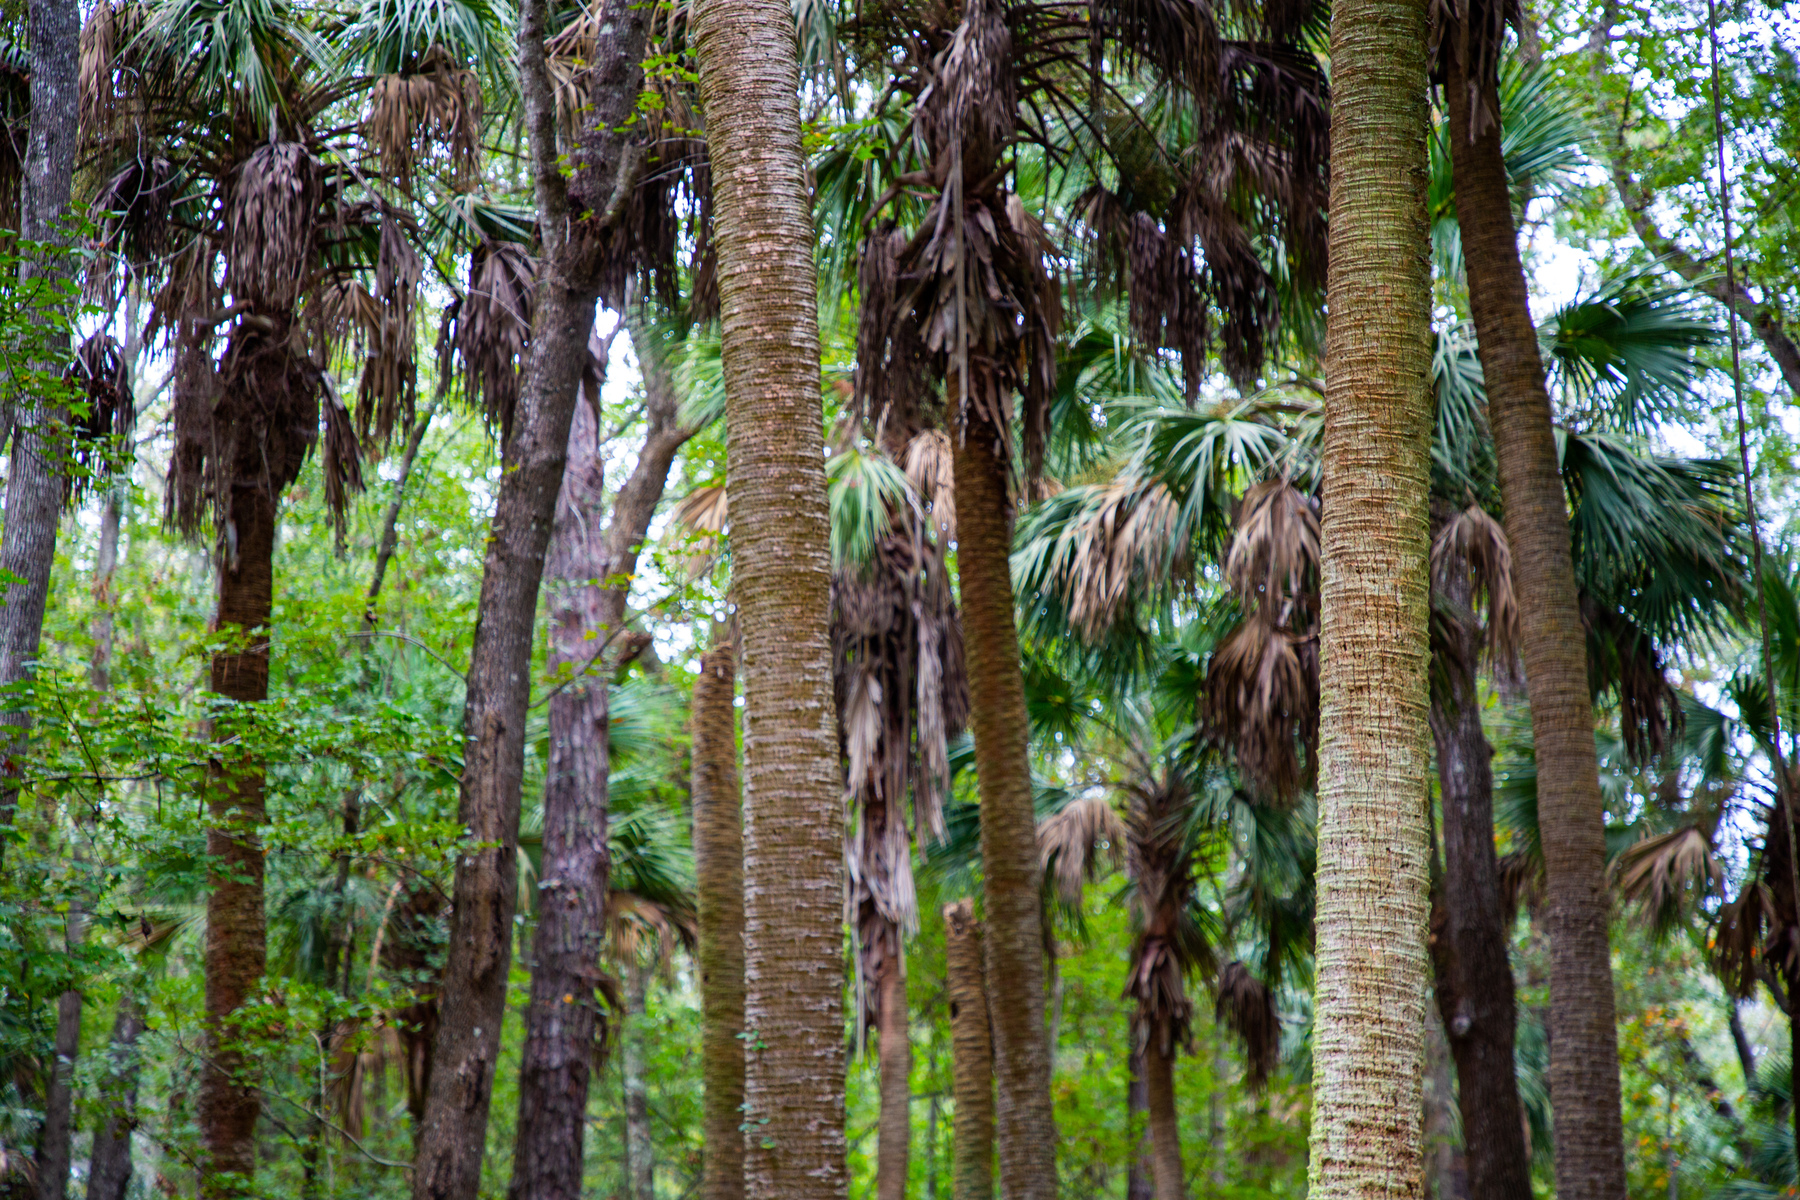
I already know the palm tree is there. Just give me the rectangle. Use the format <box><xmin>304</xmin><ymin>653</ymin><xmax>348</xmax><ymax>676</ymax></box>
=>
<box><xmin>942</xmin><ymin>898</ymin><xmax>994</xmax><ymax>1200</ymax></box>
<box><xmin>689</xmin><ymin>0</ymin><xmax>845</xmax><ymax>1196</ymax></box>
<box><xmin>80</xmin><ymin>0</ymin><xmax>503</xmax><ymax>1186</ymax></box>
<box><xmin>1439</xmin><ymin>17</ymin><xmax>1630</xmax><ymax>1194</ymax></box>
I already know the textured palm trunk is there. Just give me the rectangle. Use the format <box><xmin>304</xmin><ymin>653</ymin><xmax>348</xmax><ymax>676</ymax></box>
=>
<box><xmin>692</xmin><ymin>641</ymin><xmax>745</xmax><ymax>1200</ymax></box>
<box><xmin>623</xmin><ymin>961</ymin><xmax>655</xmax><ymax>1200</ymax></box>
<box><xmin>86</xmin><ymin>993</ymin><xmax>146</xmax><ymax>1200</ymax></box>
<box><xmin>1310</xmin><ymin>0</ymin><xmax>1434</xmax><ymax>1192</ymax></box>
<box><xmin>1143</xmin><ymin>1046</ymin><xmax>1184</xmax><ymax>1200</ymax></box>
<box><xmin>0</xmin><ymin>0</ymin><xmax>79</xmax><ymax>850</ymax></box>
<box><xmin>943</xmin><ymin>901</ymin><xmax>992</xmax><ymax>1200</ymax></box>
<box><xmin>1126</xmin><ymin>1046</ymin><xmax>1153</xmax><ymax>1200</ymax></box>
<box><xmin>507</xmin><ymin>366</ymin><xmax>611</xmax><ymax>1200</ymax></box>
<box><xmin>199</xmin><ymin>483</ymin><xmax>276</xmax><ymax>1200</ymax></box>
<box><xmin>949</xmin><ymin>391</ymin><xmax>1057</xmax><ymax>1200</ymax></box>
<box><xmin>690</xmin><ymin>0</ymin><xmax>844</xmax><ymax>1194</ymax></box>
<box><xmin>1427</xmin><ymin>570</ymin><xmax>1532</xmax><ymax>1200</ymax></box>
<box><xmin>1444</xmin><ymin>50</ymin><xmax>1628</xmax><ymax>1200</ymax></box>
<box><xmin>876</xmin><ymin>947</ymin><xmax>912</xmax><ymax>1200</ymax></box>
<box><xmin>410</xmin><ymin>0</ymin><xmax>602</xmax><ymax>1190</ymax></box>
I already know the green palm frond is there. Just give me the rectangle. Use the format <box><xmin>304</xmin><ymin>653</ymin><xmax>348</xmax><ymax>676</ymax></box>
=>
<box><xmin>827</xmin><ymin>443</ymin><xmax>916</xmax><ymax>570</ymax></box>
<box><xmin>133</xmin><ymin>0</ymin><xmax>327</xmax><ymax>131</ymax></box>
<box><xmin>1543</xmin><ymin>276</ymin><xmax>1719</xmax><ymax>433</ymax></box>
<box><xmin>336</xmin><ymin>0</ymin><xmax>512</xmax><ymax>79</ymax></box>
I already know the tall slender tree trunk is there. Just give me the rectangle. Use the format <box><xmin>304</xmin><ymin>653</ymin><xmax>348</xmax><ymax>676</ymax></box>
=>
<box><xmin>506</xmin><ymin>357</ymin><xmax>612</xmax><ymax>1200</ymax></box>
<box><xmin>950</xmin><ymin>386</ymin><xmax>1056</xmax><ymax>1200</ymax></box>
<box><xmin>1126</xmin><ymin>1045</ymin><xmax>1153</xmax><ymax>1200</ymax></box>
<box><xmin>876</xmin><ymin>948</ymin><xmax>911</xmax><ymax>1200</ymax></box>
<box><xmin>623</xmin><ymin>960</ymin><xmax>655</xmax><ymax>1200</ymax></box>
<box><xmin>197</xmin><ymin>483</ymin><xmax>276</xmax><ymax>1200</ymax></box>
<box><xmin>942</xmin><ymin>901</ymin><xmax>992</xmax><ymax>1200</ymax></box>
<box><xmin>1427</xmin><ymin>568</ymin><xmax>1532</xmax><ymax>1200</ymax></box>
<box><xmin>1444</xmin><ymin>47</ymin><xmax>1628</xmax><ymax>1200</ymax></box>
<box><xmin>36</xmin><ymin>982</ymin><xmax>82</xmax><ymax>1200</ymax></box>
<box><xmin>692</xmin><ymin>639</ymin><xmax>745</xmax><ymax>1200</ymax></box>
<box><xmin>0</xmin><ymin>0</ymin><xmax>79</xmax><ymax>858</ymax></box>
<box><xmin>410</xmin><ymin>0</ymin><xmax>602</xmax><ymax>1190</ymax></box>
<box><xmin>1310</xmin><ymin>0</ymin><xmax>1434</xmax><ymax>1192</ymax></box>
<box><xmin>690</xmin><ymin>0</ymin><xmax>844</xmax><ymax>1195</ymax></box>
<box><xmin>1143</xmin><ymin>1046</ymin><xmax>1184</xmax><ymax>1200</ymax></box>
<box><xmin>86</xmin><ymin>992</ymin><xmax>146</xmax><ymax>1200</ymax></box>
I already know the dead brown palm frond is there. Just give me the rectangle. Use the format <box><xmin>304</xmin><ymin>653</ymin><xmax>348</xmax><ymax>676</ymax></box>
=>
<box><xmin>1214</xmin><ymin>960</ymin><xmax>1279</xmax><ymax>1086</ymax></box>
<box><xmin>1050</xmin><ymin>477</ymin><xmax>1187</xmax><ymax>642</ymax></box>
<box><xmin>1202</xmin><ymin>613</ymin><xmax>1317</xmax><ymax>801</ymax></box>
<box><xmin>452</xmin><ymin>240</ymin><xmax>535</xmax><ymax>438</ymax></box>
<box><xmin>606</xmin><ymin>889</ymin><xmax>698</xmax><ymax>971</ymax></box>
<box><xmin>1715</xmin><ymin>883</ymin><xmax>1774</xmax><ymax>1000</ymax></box>
<box><xmin>1432</xmin><ymin>502</ymin><xmax>1518</xmax><ymax>663</ymax></box>
<box><xmin>1124</xmin><ymin>935</ymin><xmax>1194</xmax><ymax>1059</ymax></box>
<box><xmin>904</xmin><ymin>428</ymin><xmax>956</xmax><ymax>542</ymax></box>
<box><xmin>1224</xmin><ymin>478</ymin><xmax>1318</xmax><ymax>623</ymax></box>
<box><xmin>164</xmin><ymin>320</ymin><xmax>218</xmax><ymax>537</ymax></box>
<box><xmin>80</xmin><ymin>0</ymin><xmax>147</xmax><ymax>143</ymax></box>
<box><xmin>68</xmin><ymin>332</ymin><xmax>133</xmax><ymax>496</ymax></box>
<box><xmin>351</xmin><ymin>209</ymin><xmax>423</xmax><ymax>450</ymax></box>
<box><xmin>1579</xmin><ymin>593</ymin><xmax>1682</xmax><ymax>766</ymax></box>
<box><xmin>854</xmin><ymin>222</ymin><xmax>937</xmax><ymax>443</ymax></box>
<box><xmin>669</xmin><ymin>482</ymin><xmax>727</xmax><ymax>580</ymax></box>
<box><xmin>363</xmin><ymin>45</ymin><xmax>483</xmax><ymax>189</ymax></box>
<box><xmin>1038</xmin><ymin>792</ymin><xmax>1125</xmax><ymax>905</ymax></box>
<box><xmin>1496</xmin><ymin>848</ymin><xmax>1543</xmax><ymax>923</ymax></box>
<box><xmin>226</xmin><ymin>142</ymin><xmax>322</xmax><ymax>311</ymax></box>
<box><xmin>1613</xmin><ymin>825</ymin><xmax>1721</xmax><ymax>930</ymax></box>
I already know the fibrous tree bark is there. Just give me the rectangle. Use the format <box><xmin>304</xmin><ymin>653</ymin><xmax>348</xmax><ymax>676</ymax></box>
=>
<box><xmin>690</xmin><ymin>0</ymin><xmax>845</xmax><ymax>1194</ymax></box>
<box><xmin>691</xmin><ymin>637</ymin><xmax>745</xmax><ymax>1200</ymax></box>
<box><xmin>506</xmin><ymin>345</ymin><xmax>612</xmax><ymax>1200</ymax></box>
<box><xmin>408</xmin><ymin>0</ymin><xmax>605</xmax><ymax>1190</ymax></box>
<box><xmin>1309</xmin><ymin>0</ymin><xmax>1435</xmax><ymax>1192</ymax></box>
<box><xmin>943</xmin><ymin>900</ymin><xmax>992</xmax><ymax>1200</ymax></box>
<box><xmin>1444</xmin><ymin>31</ymin><xmax>1629</xmax><ymax>1200</ymax></box>
<box><xmin>1427</xmin><ymin>554</ymin><xmax>1532</xmax><ymax>1200</ymax></box>
<box><xmin>952</xmin><ymin>390</ymin><xmax>1057</xmax><ymax>1200</ymax></box>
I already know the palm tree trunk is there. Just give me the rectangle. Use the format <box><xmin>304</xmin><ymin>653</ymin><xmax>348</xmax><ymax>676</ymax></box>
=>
<box><xmin>506</xmin><ymin>365</ymin><xmax>612</xmax><ymax>1200</ymax></box>
<box><xmin>876</xmin><ymin>945</ymin><xmax>911</xmax><ymax>1200</ymax></box>
<box><xmin>1427</xmin><ymin>572</ymin><xmax>1532</xmax><ymax>1200</ymax></box>
<box><xmin>199</xmin><ymin>483</ymin><xmax>276</xmax><ymax>1200</ymax></box>
<box><xmin>943</xmin><ymin>901</ymin><xmax>992</xmax><ymax>1200</ymax></box>
<box><xmin>1126</xmin><ymin>1045</ymin><xmax>1152</xmax><ymax>1200</ymax></box>
<box><xmin>1143</xmin><ymin>1046</ymin><xmax>1184</xmax><ymax>1200</ymax></box>
<box><xmin>623</xmin><ymin>961</ymin><xmax>655</xmax><ymax>1200</ymax></box>
<box><xmin>1310</xmin><ymin>0</ymin><xmax>1434</xmax><ymax>1191</ymax></box>
<box><xmin>86</xmin><ymin>992</ymin><xmax>146</xmax><ymax>1200</ymax></box>
<box><xmin>950</xmin><ymin>388</ymin><xmax>1057</xmax><ymax>1200</ymax></box>
<box><xmin>692</xmin><ymin>640</ymin><xmax>745</xmax><ymax>1200</ymax></box>
<box><xmin>0</xmin><ymin>0</ymin><xmax>80</xmax><ymax>853</ymax></box>
<box><xmin>1444</xmin><ymin>49</ymin><xmax>1628</xmax><ymax>1200</ymax></box>
<box><xmin>410</xmin><ymin>0</ymin><xmax>602</xmax><ymax>1191</ymax></box>
<box><xmin>690</xmin><ymin>0</ymin><xmax>844</xmax><ymax>1194</ymax></box>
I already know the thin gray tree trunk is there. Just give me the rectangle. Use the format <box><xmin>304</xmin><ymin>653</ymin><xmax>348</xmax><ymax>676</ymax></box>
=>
<box><xmin>623</xmin><ymin>960</ymin><xmax>655</xmax><ymax>1200</ymax></box>
<box><xmin>0</xmin><ymin>0</ymin><xmax>80</xmax><ymax>846</ymax></box>
<box><xmin>85</xmin><ymin>992</ymin><xmax>147</xmax><ymax>1200</ymax></box>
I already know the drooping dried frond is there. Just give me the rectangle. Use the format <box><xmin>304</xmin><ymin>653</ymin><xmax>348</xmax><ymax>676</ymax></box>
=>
<box><xmin>89</xmin><ymin>154</ymin><xmax>179</xmax><ymax>299</ymax></box>
<box><xmin>1432</xmin><ymin>502</ymin><xmax>1519</xmax><ymax>663</ymax></box>
<box><xmin>904</xmin><ymin>429</ymin><xmax>956</xmax><ymax>542</ymax></box>
<box><xmin>669</xmin><ymin>482</ymin><xmax>727</xmax><ymax>580</ymax></box>
<box><xmin>1047</xmin><ymin>478</ymin><xmax>1188</xmax><ymax>642</ymax></box>
<box><xmin>357</xmin><ymin>209</ymin><xmax>423</xmax><ymax>449</ymax></box>
<box><xmin>1432</xmin><ymin>0</ymin><xmax>1524</xmax><ymax>139</ymax></box>
<box><xmin>226</xmin><ymin>142</ymin><xmax>322</xmax><ymax>311</ymax></box>
<box><xmin>164</xmin><ymin>320</ymin><xmax>218</xmax><ymax>537</ymax></box>
<box><xmin>451</xmin><ymin>240</ymin><xmax>535</xmax><ymax>438</ymax></box>
<box><xmin>68</xmin><ymin>333</ymin><xmax>133</xmax><ymax>491</ymax></box>
<box><xmin>1038</xmin><ymin>792</ymin><xmax>1125</xmax><ymax>906</ymax></box>
<box><xmin>1223</xmin><ymin>478</ymin><xmax>1318</xmax><ymax>621</ymax></box>
<box><xmin>1496</xmin><ymin>848</ymin><xmax>1542</xmax><ymax>922</ymax></box>
<box><xmin>854</xmin><ymin>222</ymin><xmax>935</xmax><ymax>439</ymax></box>
<box><xmin>1214</xmin><ymin>960</ymin><xmax>1279</xmax><ymax>1086</ymax></box>
<box><xmin>1203</xmin><ymin>615</ymin><xmax>1317</xmax><ymax>801</ymax></box>
<box><xmin>1580</xmin><ymin>593</ymin><xmax>1681</xmax><ymax>765</ymax></box>
<box><xmin>80</xmin><ymin>0</ymin><xmax>147</xmax><ymax>142</ymax></box>
<box><xmin>364</xmin><ymin>45</ymin><xmax>484</xmax><ymax>188</ymax></box>
<box><xmin>1612</xmin><ymin>825</ymin><xmax>1720</xmax><ymax>932</ymax></box>
<box><xmin>1715</xmin><ymin>883</ymin><xmax>1774</xmax><ymax>1000</ymax></box>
